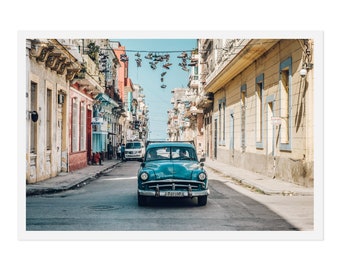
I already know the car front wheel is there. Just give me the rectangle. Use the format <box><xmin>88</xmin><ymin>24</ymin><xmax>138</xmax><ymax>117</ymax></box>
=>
<box><xmin>197</xmin><ymin>195</ymin><xmax>207</xmax><ymax>206</ymax></box>
<box><xmin>138</xmin><ymin>193</ymin><xmax>147</xmax><ymax>206</ymax></box>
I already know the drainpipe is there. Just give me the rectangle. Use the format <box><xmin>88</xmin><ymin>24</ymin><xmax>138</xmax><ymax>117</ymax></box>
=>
<box><xmin>273</xmin><ymin>156</ymin><xmax>276</xmax><ymax>179</ymax></box>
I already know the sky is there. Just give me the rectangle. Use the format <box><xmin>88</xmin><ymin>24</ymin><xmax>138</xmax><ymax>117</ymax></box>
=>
<box><xmin>117</xmin><ymin>39</ymin><xmax>197</xmax><ymax>140</ymax></box>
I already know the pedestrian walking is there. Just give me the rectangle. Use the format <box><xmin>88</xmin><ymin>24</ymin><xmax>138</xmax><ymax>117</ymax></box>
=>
<box><xmin>108</xmin><ymin>141</ymin><xmax>113</xmax><ymax>160</ymax></box>
<box><xmin>121</xmin><ymin>143</ymin><xmax>126</xmax><ymax>161</ymax></box>
<box><xmin>116</xmin><ymin>143</ymin><xmax>121</xmax><ymax>159</ymax></box>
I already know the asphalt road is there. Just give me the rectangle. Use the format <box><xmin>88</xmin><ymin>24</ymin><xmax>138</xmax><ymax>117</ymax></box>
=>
<box><xmin>26</xmin><ymin>161</ymin><xmax>312</xmax><ymax>231</ymax></box>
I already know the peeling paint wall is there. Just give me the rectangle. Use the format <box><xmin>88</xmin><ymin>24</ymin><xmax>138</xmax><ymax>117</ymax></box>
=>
<box><xmin>26</xmin><ymin>44</ymin><xmax>70</xmax><ymax>183</ymax></box>
<box><xmin>210</xmin><ymin>40</ymin><xmax>314</xmax><ymax>187</ymax></box>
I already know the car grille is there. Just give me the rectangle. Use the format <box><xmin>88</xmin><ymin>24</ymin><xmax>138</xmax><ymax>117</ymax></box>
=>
<box><xmin>142</xmin><ymin>179</ymin><xmax>205</xmax><ymax>191</ymax></box>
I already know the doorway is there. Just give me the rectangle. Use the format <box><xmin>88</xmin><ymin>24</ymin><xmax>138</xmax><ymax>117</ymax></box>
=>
<box><xmin>87</xmin><ymin>108</ymin><xmax>92</xmax><ymax>164</ymax></box>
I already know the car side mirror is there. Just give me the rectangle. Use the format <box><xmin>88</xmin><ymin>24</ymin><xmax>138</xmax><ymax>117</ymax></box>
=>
<box><xmin>141</xmin><ymin>162</ymin><xmax>145</xmax><ymax>168</ymax></box>
<box><xmin>199</xmin><ymin>157</ymin><xmax>206</xmax><ymax>162</ymax></box>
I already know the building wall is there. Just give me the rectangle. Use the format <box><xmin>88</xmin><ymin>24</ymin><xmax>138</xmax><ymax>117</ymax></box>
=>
<box><xmin>212</xmin><ymin>40</ymin><xmax>314</xmax><ymax>186</ymax></box>
<box><xmin>114</xmin><ymin>45</ymin><xmax>128</xmax><ymax>102</ymax></box>
<box><xmin>27</xmin><ymin>57</ymin><xmax>69</xmax><ymax>183</ymax></box>
<box><xmin>69</xmin><ymin>151</ymin><xmax>88</xmax><ymax>171</ymax></box>
<box><xmin>68</xmin><ymin>86</ymin><xmax>93</xmax><ymax>171</ymax></box>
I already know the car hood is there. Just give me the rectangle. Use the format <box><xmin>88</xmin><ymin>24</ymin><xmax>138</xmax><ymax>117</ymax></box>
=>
<box><xmin>144</xmin><ymin>160</ymin><xmax>201</xmax><ymax>180</ymax></box>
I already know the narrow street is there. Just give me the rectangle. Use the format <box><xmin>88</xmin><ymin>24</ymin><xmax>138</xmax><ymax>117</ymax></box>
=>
<box><xmin>26</xmin><ymin>161</ymin><xmax>312</xmax><ymax>231</ymax></box>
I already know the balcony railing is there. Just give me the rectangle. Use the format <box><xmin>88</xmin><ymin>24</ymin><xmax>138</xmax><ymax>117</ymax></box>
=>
<box><xmin>203</xmin><ymin>39</ymin><xmax>249</xmax><ymax>88</ymax></box>
<box><xmin>73</xmin><ymin>54</ymin><xmax>105</xmax><ymax>94</ymax></box>
<box><xmin>189</xmin><ymin>75</ymin><xmax>199</xmax><ymax>89</ymax></box>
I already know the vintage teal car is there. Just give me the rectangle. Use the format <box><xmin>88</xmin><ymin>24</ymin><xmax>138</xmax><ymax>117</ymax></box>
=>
<box><xmin>137</xmin><ymin>141</ymin><xmax>209</xmax><ymax>206</ymax></box>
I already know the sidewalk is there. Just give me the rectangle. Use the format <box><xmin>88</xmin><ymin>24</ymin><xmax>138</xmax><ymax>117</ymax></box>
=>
<box><xmin>204</xmin><ymin>158</ymin><xmax>313</xmax><ymax>196</ymax></box>
<box><xmin>26</xmin><ymin>157</ymin><xmax>313</xmax><ymax>197</ymax></box>
<box><xmin>26</xmin><ymin>159</ymin><xmax>122</xmax><ymax>196</ymax></box>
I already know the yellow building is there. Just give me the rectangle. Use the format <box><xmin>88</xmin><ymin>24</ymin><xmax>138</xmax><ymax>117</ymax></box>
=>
<box><xmin>199</xmin><ymin>39</ymin><xmax>314</xmax><ymax>187</ymax></box>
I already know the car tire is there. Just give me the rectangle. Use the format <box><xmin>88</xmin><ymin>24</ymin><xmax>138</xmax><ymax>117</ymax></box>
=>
<box><xmin>138</xmin><ymin>194</ymin><xmax>147</xmax><ymax>206</ymax></box>
<box><xmin>197</xmin><ymin>195</ymin><xmax>207</xmax><ymax>206</ymax></box>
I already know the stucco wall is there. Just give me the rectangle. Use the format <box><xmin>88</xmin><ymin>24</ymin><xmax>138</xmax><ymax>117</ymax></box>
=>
<box><xmin>27</xmin><ymin>57</ymin><xmax>69</xmax><ymax>183</ymax></box>
<box><xmin>211</xmin><ymin>39</ymin><xmax>314</xmax><ymax>186</ymax></box>
<box><xmin>68</xmin><ymin>86</ymin><xmax>93</xmax><ymax>172</ymax></box>
<box><xmin>69</xmin><ymin>151</ymin><xmax>88</xmax><ymax>171</ymax></box>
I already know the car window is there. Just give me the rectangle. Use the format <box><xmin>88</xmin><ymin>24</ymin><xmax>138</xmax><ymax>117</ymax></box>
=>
<box><xmin>146</xmin><ymin>147</ymin><xmax>170</xmax><ymax>161</ymax></box>
<box><xmin>146</xmin><ymin>146</ymin><xmax>197</xmax><ymax>161</ymax></box>
<box><xmin>172</xmin><ymin>147</ymin><xmax>196</xmax><ymax>160</ymax></box>
<box><xmin>126</xmin><ymin>142</ymin><xmax>142</xmax><ymax>149</ymax></box>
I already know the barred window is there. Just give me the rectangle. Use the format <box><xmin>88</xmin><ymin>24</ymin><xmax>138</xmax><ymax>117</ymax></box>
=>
<box><xmin>279</xmin><ymin>57</ymin><xmax>292</xmax><ymax>151</ymax></box>
<box><xmin>256</xmin><ymin>74</ymin><xmax>264</xmax><ymax>148</ymax></box>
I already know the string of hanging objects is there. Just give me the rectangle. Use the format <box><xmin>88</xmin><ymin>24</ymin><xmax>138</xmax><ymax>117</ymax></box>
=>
<box><xmin>117</xmin><ymin>50</ymin><xmax>198</xmax><ymax>89</ymax></box>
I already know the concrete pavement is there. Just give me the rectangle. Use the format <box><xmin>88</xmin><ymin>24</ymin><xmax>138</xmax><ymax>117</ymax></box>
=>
<box><xmin>26</xmin><ymin>159</ymin><xmax>122</xmax><ymax>196</ymax></box>
<box><xmin>204</xmin><ymin>158</ymin><xmax>313</xmax><ymax>196</ymax></box>
<box><xmin>26</xmin><ymin>157</ymin><xmax>313</xmax><ymax>197</ymax></box>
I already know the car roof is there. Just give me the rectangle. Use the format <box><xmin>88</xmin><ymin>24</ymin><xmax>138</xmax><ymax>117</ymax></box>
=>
<box><xmin>146</xmin><ymin>142</ymin><xmax>195</xmax><ymax>150</ymax></box>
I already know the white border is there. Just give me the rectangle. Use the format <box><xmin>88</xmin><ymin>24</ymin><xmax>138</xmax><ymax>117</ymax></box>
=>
<box><xmin>18</xmin><ymin>31</ymin><xmax>323</xmax><ymax>241</ymax></box>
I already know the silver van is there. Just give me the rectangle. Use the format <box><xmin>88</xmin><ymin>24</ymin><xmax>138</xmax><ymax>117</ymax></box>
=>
<box><xmin>125</xmin><ymin>141</ymin><xmax>145</xmax><ymax>161</ymax></box>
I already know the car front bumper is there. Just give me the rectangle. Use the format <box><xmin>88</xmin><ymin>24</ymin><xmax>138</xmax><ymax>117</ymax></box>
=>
<box><xmin>125</xmin><ymin>154</ymin><xmax>143</xmax><ymax>159</ymax></box>
<box><xmin>138</xmin><ymin>189</ymin><xmax>210</xmax><ymax>198</ymax></box>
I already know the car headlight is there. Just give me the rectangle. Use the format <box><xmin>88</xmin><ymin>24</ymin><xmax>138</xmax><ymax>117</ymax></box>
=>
<box><xmin>140</xmin><ymin>172</ymin><xmax>149</xmax><ymax>181</ymax></box>
<box><xmin>198</xmin><ymin>172</ymin><xmax>207</xmax><ymax>181</ymax></box>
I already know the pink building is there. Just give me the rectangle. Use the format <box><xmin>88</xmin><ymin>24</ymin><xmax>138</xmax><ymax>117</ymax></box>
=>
<box><xmin>68</xmin><ymin>82</ymin><xmax>94</xmax><ymax>171</ymax></box>
<box><xmin>113</xmin><ymin>42</ymin><xmax>129</xmax><ymax>102</ymax></box>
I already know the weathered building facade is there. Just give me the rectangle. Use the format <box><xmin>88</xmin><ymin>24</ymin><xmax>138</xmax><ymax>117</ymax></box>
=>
<box><xmin>26</xmin><ymin>39</ymin><xmax>81</xmax><ymax>183</ymax></box>
<box><xmin>130</xmin><ymin>84</ymin><xmax>149</xmax><ymax>141</ymax></box>
<box><xmin>199</xmin><ymin>39</ymin><xmax>314</xmax><ymax>186</ymax></box>
<box><xmin>167</xmin><ymin>50</ymin><xmax>211</xmax><ymax>157</ymax></box>
<box><xmin>26</xmin><ymin>38</ymin><xmax>135</xmax><ymax>183</ymax></box>
<box><xmin>67</xmin><ymin>39</ymin><xmax>123</xmax><ymax>171</ymax></box>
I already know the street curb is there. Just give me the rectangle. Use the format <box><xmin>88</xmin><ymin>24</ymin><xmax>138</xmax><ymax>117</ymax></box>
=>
<box><xmin>205</xmin><ymin>164</ymin><xmax>312</xmax><ymax>196</ymax></box>
<box><xmin>205</xmin><ymin>165</ymin><xmax>267</xmax><ymax>194</ymax></box>
<box><xmin>26</xmin><ymin>161</ymin><xmax>122</xmax><ymax>196</ymax></box>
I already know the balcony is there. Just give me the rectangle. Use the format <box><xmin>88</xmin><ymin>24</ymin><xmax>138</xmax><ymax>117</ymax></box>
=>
<box><xmin>73</xmin><ymin>54</ymin><xmax>105</xmax><ymax>95</ymax></box>
<box><xmin>204</xmin><ymin>39</ymin><xmax>278</xmax><ymax>93</ymax></box>
<box><xmin>189</xmin><ymin>75</ymin><xmax>199</xmax><ymax>89</ymax></box>
<box><xmin>29</xmin><ymin>39</ymin><xmax>81</xmax><ymax>81</ymax></box>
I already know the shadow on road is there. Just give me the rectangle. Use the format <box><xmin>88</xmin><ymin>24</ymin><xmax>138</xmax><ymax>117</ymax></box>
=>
<box><xmin>136</xmin><ymin>180</ymin><xmax>300</xmax><ymax>231</ymax></box>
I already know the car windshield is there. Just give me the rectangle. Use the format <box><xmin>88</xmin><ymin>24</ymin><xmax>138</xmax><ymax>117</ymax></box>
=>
<box><xmin>145</xmin><ymin>146</ymin><xmax>197</xmax><ymax>161</ymax></box>
<box><xmin>126</xmin><ymin>142</ymin><xmax>142</xmax><ymax>149</ymax></box>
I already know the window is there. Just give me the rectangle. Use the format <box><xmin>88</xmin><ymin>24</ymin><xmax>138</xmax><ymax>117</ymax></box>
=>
<box><xmin>80</xmin><ymin>102</ymin><xmax>86</xmax><ymax>151</ymax></box>
<box><xmin>72</xmin><ymin>98</ymin><xmax>79</xmax><ymax>152</ymax></box>
<box><xmin>218</xmin><ymin>98</ymin><xmax>226</xmax><ymax>145</ymax></box>
<box><xmin>194</xmin><ymin>66</ymin><xmax>198</xmax><ymax>76</ymax></box>
<box><xmin>241</xmin><ymin>84</ymin><xmax>247</xmax><ymax>152</ymax></box>
<box><xmin>46</xmin><ymin>89</ymin><xmax>52</xmax><ymax>150</ymax></box>
<box><xmin>30</xmin><ymin>81</ymin><xmax>37</xmax><ymax>154</ymax></box>
<box><xmin>255</xmin><ymin>74</ymin><xmax>264</xmax><ymax>148</ymax></box>
<box><xmin>279</xmin><ymin>57</ymin><xmax>292</xmax><ymax>151</ymax></box>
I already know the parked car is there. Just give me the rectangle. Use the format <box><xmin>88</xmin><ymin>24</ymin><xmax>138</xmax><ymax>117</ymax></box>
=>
<box><xmin>124</xmin><ymin>141</ymin><xmax>145</xmax><ymax>161</ymax></box>
<box><xmin>137</xmin><ymin>141</ymin><xmax>209</xmax><ymax>206</ymax></box>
